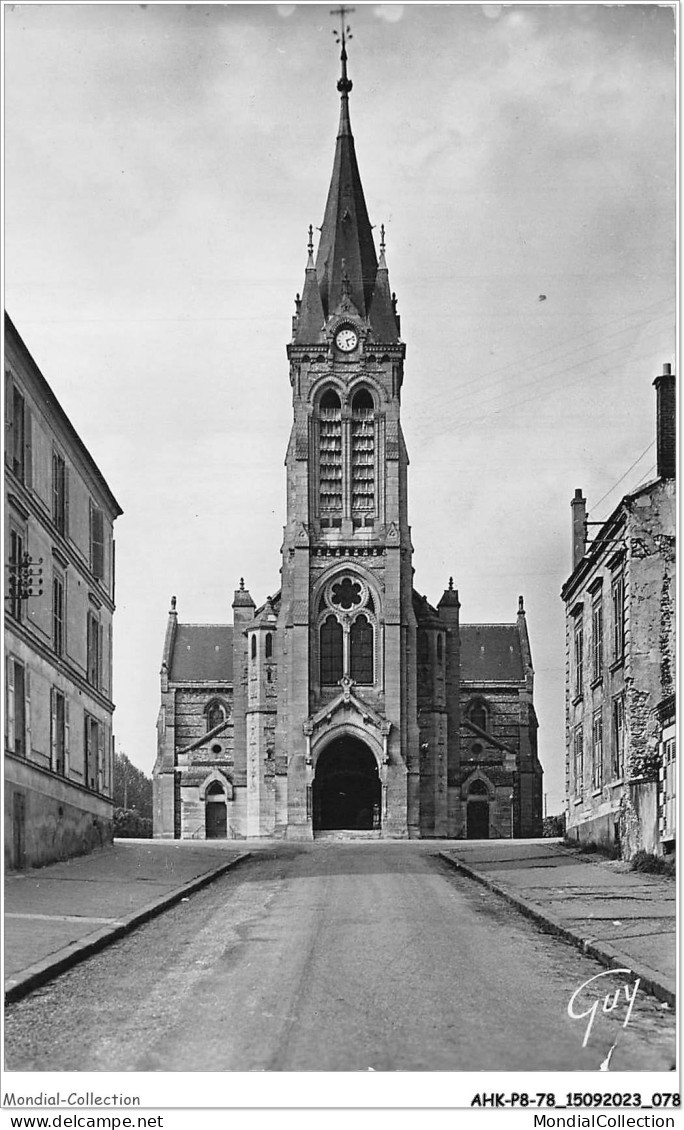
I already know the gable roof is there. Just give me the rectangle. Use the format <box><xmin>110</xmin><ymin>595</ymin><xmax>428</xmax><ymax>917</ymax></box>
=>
<box><xmin>168</xmin><ymin>624</ymin><xmax>233</xmax><ymax>683</ymax></box>
<box><xmin>459</xmin><ymin>624</ymin><xmax>524</xmax><ymax>683</ymax></box>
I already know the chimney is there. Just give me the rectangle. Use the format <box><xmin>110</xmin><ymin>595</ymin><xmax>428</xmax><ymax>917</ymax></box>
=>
<box><xmin>653</xmin><ymin>362</ymin><xmax>676</xmax><ymax>480</ymax></box>
<box><xmin>571</xmin><ymin>488</ymin><xmax>587</xmax><ymax>570</ymax></box>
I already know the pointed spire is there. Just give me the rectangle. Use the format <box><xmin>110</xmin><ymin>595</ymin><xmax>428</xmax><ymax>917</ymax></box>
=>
<box><xmin>161</xmin><ymin>595</ymin><xmax>179</xmax><ymax>678</ymax></box>
<box><xmin>368</xmin><ymin>222</ymin><xmax>399</xmax><ymax>341</ymax></box>
<box><xmin>233</xmin><ymin>577</ymin><xmax>255</xmax><ymax>608</ymax></box>
<box><xmin>438</xmin><ymin>576</ymin><xmax>460</xmax><ymax>611</ymax></box>
<box><xmin>517</xmin><ymin>594</ymin><xmax>534</xmax><ymax>677</ymax></box>
<box><xmin>316</xmin><ymin>9</ymin><xmax>376</xmax><ymax>320</ymax></box>
<box><xmin>294</xmin><ymin>224</ymin><xmax>326</xmax><ymax>343</ymax></box>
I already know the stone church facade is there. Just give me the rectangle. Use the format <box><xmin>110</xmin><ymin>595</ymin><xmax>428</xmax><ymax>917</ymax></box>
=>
<box><xmin>153</xmin><ymin>42</ymin><xmax>543</xmax><ymax>842</ymax></box>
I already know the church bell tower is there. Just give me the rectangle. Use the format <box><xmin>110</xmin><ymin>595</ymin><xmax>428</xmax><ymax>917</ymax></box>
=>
<box><xmin>276</xmin><ymin>14</ymin><xmax>420</xmax><ymax>839</ymax></box>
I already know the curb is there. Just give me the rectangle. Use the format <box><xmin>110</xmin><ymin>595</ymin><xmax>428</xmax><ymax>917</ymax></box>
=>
<box><xmin>439</xmin><ymin>852</ymin><xmax>676</xmax><ymax>1010</ymax></box>
<box><xmin>5</xmin><ymin>852</ymin><xmax>251</xmax><ymax>1004</ymax></box>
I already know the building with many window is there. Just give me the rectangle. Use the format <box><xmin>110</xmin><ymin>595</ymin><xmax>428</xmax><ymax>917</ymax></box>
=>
<box><xmin>153</xmin><ymin>42</ymin><xmax>543</xmax><ymax>842</ymax></box>
<box><xmin>4</xmin><ymin>313</ymin><xmax>123</xmax><ymax>868</ymax></box>
<box><xmin>561</xmin><ymin>366</ymin><xmax>675</xmax><ymax>858</ymax></box>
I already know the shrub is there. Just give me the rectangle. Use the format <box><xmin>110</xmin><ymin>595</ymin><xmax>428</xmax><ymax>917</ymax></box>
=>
<box><xmin>563</xmin><ymin>837</ymin><xmax>620</xmax><ymax>859</ymax></box>
<box><xmin>543</xmin><ymin>814</ymin><xmax>566</xmax><ymax>837</ymax></box>
<box><xmin>114</xmin><ymin>808</ymin><xmax>153</xmax><ymax>839</ymax></box>
<box><xmin>630</xmin><ymin>850</ymin><xmax>676</xmax><ymax>877</ymax></box>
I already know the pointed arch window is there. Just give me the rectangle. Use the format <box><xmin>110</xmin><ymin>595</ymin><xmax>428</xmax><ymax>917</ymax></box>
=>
<box><xmin>351</xmin><ymin>389</ymin><xmax>375</xmax><ymax>512</ymax></box>
<box><xmin>206</xmin><ymin>699</ymin><xmax>228</xmax><ymax>732</ymax></box>
<box><xmin>265</xmin><ymin>633</ymin><xmax>273</xmax><ymax>659</ymax></box>
<box><xmin>319</xmin><ymin>389</ymin><xmax>342</xmax><ymax>512</ymax></box>
<box><xmin>468</xmin><ymin>779</ymin><xmax>489</xmax><ymax>797</ymax></box>
<box><xmin>349</xmin><ymin>614</ymin><xmax>374</xmax><ymax>684</ymax></box>
<box><xmin>320</xmin><ymin>615</ymin><xmax>343</xmax><ymax>685</ymax></box>
<box><xmin>469</xmin><ymin>700</ymin><xmax>488</xmax><ymax>732</ymax></box>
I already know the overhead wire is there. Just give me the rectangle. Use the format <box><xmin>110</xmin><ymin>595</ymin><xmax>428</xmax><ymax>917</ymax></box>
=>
<box><xmin>591</xmin><ymin>442</ymin><xmax>656</xmax><ymax>515</ymax></box>
<box><xmin>415</xmin><ymin>296</ymin><xmax>674</xmax><ymax>407</ymax></box>
<box><xmin>411</xmin><ymin>341</ymin><xmax>673</xmax><ymax>440</ymax></box>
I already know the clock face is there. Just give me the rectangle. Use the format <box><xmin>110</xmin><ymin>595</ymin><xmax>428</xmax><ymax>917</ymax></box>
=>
<box><xmin>335</xmin><ymin>326</ymin><xmax>358</xmax><ymax>352</ymax></box>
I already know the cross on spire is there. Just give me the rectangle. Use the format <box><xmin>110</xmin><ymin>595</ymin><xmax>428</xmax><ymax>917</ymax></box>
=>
<box><xmin>331</xmin><ymin>6</ymin><xmax>354</xmax><ymax>95</ymax></box>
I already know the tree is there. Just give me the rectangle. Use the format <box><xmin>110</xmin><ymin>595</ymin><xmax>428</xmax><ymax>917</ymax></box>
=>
<box><xmin>113</xmin><ymin>751</ymin><xmax>153</xmax><ymax>819</ymax></box>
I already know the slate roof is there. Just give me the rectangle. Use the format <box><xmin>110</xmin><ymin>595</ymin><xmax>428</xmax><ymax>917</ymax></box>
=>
<box><xmin>169</xmin><ymin>624</ymin><xmax>233</xmax><ymax>683</ymax></box>
<box><xmin>459</xmin><ymin>625</ymin><xmax>524</xmax><ymax>683</ymax></box>
<box><xmin>316</xmin><ymin>93</ymin><xmax>378</xmax><ymax>320</ymax></box>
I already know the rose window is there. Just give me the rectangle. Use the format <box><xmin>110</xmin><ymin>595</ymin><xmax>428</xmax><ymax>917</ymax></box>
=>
<box><xmin>330</xmin><ymin>577</ymin><xmax>362</xmax><ymax>610</ymax></box>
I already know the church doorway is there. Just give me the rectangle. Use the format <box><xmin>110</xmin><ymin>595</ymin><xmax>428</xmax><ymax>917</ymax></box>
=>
<box><xmin>466</xmin><ymin>780</ymin><xmax>490</xmax><ymax>839</ymax></box>
<box><xmin>313</xmin><ymin>737</ymin><xmax>381</xmax><ymax>832</ymax></box>
<box><xmin>205</xmin><ymin>781</ymin><xmax>227</xmax><ymax>839</ymax></box>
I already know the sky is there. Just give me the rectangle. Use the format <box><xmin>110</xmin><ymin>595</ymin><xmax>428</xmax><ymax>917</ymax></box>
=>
<box><xmin>4</xmin><ymin>2</ymin><xmax>676</xmax><ymax>816</ymax></box>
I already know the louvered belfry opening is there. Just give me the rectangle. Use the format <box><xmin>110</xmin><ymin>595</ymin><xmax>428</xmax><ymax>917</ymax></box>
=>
<box><xmin>319</xmin><ymin>388</ymin><xmax>342</xmax><ymax>513</ymax></box>
<box><xmin>351</xmin><ymin>388</ymin><xmax>374</xmax><ymax>513</ymax></box>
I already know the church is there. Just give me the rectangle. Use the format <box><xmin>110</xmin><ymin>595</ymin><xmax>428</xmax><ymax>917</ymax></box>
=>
<box><xmin>152</xmin><ymin>31</ymin><xmax>543</xmax><ymax>842</ymax></box>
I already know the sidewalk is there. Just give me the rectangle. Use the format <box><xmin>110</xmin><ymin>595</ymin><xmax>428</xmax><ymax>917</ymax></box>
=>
<box><xmin>4</xmin><ymin>839</ymin><xmax>249</xmax><ymax>1002</ymax></box>
<box><xmin>441</xmin><ymin>839</ymin><xmax>676</xmax><ymax>1006</ymax></box>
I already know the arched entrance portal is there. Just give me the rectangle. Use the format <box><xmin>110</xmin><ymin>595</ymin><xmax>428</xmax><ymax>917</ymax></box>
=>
<box><xmin>313</xmin><ymin>737</ymin><xmax>381</xmax><ymax>832</ymax></box>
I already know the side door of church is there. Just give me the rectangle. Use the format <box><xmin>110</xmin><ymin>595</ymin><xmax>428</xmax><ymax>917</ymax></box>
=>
<box><xmin>205</xmin><ymin>801</ymin><xmax>227</xmax><ymax>839</ymax></box>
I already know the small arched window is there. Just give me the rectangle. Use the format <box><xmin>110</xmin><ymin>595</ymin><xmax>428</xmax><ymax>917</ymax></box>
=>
<box><xmin>206</xmin><ymin>701</ymin><xmax>226</xmax><ymax>732</ymax></box>
<box><xmin>206</xmin><ymin>780</ymin><xmax>225</xmax><ymax>797</ymax></box>
<box><xmin>320</xmin><ymin>615</ymin><xmax>343</xmax><ymax>685</ymax></box>
<box><xmin>350</xmin><ymin>614</ymin><xmax>374</xmax><ymax>684</ymax></box>
<box><xmin>469</xmin><ymin>700</ymin><xmax>488</xmax><ymax>732</ymax></box>
<box><xmin>265</xmin><ymin>633</ymin><xmax>273</xmax><ymax>659</ymax></box>
<box><xmin>250</xmin><ymin>635</ymin><xmax>257</xmax><ymax>660</ymax></box>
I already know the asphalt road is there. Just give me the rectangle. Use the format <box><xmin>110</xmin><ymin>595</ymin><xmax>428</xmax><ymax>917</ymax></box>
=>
<box><xmin>4</xmin><ymin>843</ymin><xmax>676</xmax><ymax>1071</ymax></box>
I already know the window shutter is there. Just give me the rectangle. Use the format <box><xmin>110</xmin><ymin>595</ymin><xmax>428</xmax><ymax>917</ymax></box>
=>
<box><xmin>24</xmin><ymin>668</ymin><xmax>31</xmax><ymax>756</ymax></box>
<box><xmin>103</xmin><ymin>724</ymin><xmax>111</xmax><ymax>792</ymax></box>
<box><xmin>50</xmin><ymin>688</ymin><xmax>57</xmax><ymax>771</ymax></box>
<box><xmin>24</xmin><ymin>409</ymin><xmax>32</xmax><ymax>490</ymax></box>
<box><xmin>90</xmin><ymin>504</ymin><xmax>104</xmax><ymax>580</ymax></box>
<box><xmin>65</xmin><ymin>699</ymin><xmax>71</xmax><ymax>776</ymax></box>
<box><xmin>64</xmin><ymin>466</ymin><xmax>70</xmax><ymax>538</ymax></box>
<box><xmin>97</xmin><ymin>721</ymin><xmax>105</xmax><ymax>793</ymax></box>
<box><xmin>5</xmin><ymin>372</ymin><xmax>13</xmax><ymax>469</ymax></box>
<box><xmin>7</xmin><ymin>661</ymin><xmax>15</xmax><ymax>751</ymax></box>
<box><xmin>98</xmin><ymin>622</ymin><xmax>104</xmax><ymax>692</ymax></box>
<box><xmin>84</xmin><ymin>713</ymin><xmax>91</xmax><ymax>787</ymax></box>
